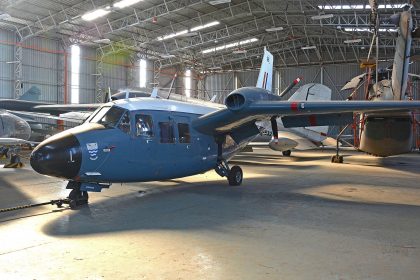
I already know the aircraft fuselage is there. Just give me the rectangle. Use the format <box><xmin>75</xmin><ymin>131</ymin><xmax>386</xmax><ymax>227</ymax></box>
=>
<box><xmin>30</xmin><ymin>98</ymin><xmax>247</xmax><ymax>183</ymax></box>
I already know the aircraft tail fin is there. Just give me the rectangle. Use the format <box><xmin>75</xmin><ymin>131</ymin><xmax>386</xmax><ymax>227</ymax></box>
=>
<box><xmin>18</xmin><ymin>86</ymin><xmax>41</xmax><ymax>101</ymax></box>
<box><xmin>391</xmin><ymin>9</ymin><xmax>413</xmax><ymax>100</ymax></box>
<box><xmin>288</xmin><ymin>83</ymin><xmax>332</xmax><ymax>137</ymax></box>
<box><xmin>256</xmin><ymin>47</ymin><xmax>273</xmax><ymax>91</ymax></box>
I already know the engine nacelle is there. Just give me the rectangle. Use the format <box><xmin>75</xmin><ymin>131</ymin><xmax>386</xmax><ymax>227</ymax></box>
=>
<box><xmin>225</xmin><ymin>87</ymin><xmax>280</xmax><ymax>111</ymax></box>
<box><xmin>268</xmin><ymin>138</ymin><xmax>298</xmax><ymax>152</ymax></box>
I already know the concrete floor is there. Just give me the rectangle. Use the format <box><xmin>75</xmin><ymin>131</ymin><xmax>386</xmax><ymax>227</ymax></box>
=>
<box><xmin>0</xmin><ymin>148</ymin><xmax>420</xmax><ymax>280</ymax></box>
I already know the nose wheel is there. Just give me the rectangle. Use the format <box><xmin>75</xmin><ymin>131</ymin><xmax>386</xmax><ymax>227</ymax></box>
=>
<box><xmin>66</xmin><ymin>181</ymin><xmax>89</xmax><ymax>209</ymax></box>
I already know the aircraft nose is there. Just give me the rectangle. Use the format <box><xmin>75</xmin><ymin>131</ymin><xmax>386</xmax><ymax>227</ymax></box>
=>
<box><xmin>30</xmin><ymin>132</ymin><xmax>82</xmax><ymax>179</ymax></box>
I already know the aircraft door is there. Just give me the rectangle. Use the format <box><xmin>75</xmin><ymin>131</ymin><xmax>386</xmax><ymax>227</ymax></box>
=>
<box><xmin>133</xmin><ymin>111</ymin><xmax>155</xmax><ymax>162</ymax></box>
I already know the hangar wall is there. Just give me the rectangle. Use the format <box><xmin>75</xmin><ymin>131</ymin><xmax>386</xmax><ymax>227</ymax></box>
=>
<box><xmin>0</xmin><ymin>29</ymin><xmax>14</xmax><ymax>98</ymax></box>
<box><xmin>0</xmin><ymin>29</ymin><xmax>153</xmax><ymax>103</ymax></box>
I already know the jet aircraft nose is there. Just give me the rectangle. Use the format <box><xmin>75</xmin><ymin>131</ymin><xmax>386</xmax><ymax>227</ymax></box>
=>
<box><xmin>30</xmin><ymin>132</ymin><xmax>82</xmax><ymax>179</ymax></box>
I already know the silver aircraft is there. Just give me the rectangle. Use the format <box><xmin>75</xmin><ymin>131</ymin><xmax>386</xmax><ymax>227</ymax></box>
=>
<box><xmin>342</xmin><ymin>5</ymin><xmax>418</xmax><ymax>157</ymax></box>
<box><xmin>29</xmin><ymin>48</ymin><xmax>420</xmax><ymax>208</ymax></box>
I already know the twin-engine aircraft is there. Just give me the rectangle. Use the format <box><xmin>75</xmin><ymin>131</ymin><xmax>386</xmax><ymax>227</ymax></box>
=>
<box><xmin>29</xmin><ymin>48</ymin><xmax>420</xmax><ymax>208</ymax></box>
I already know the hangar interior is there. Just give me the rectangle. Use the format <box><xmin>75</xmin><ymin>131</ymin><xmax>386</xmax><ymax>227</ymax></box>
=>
<box><xmin>1</xmin><ymin>1</ymin><xmax>420</xmax><ymax>279</ymax></box>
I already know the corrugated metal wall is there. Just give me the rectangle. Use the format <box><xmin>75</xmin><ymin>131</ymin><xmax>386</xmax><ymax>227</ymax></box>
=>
<box><xmin>22</xmin><ymin>36</ymin><xmax>63</xmax><ymax>103</ymax></box>
<box><xmin>100</xmin><ymin>52</ymin><xmax>129</xmax><ymax>91</ymax></box>
<box><xmin>78</xmin><ymin>47</ymin><xmax>96</xmax><ymax>104</ymax></box>
<box><xmin>0</xmin><ymin>30</ymin><xmax>16</xmax><ymax>98</ymax></box>
<box><xmin>203</xmin><ymin>72</ymin><xmax>234</xmax><ymax>103</ymax></box>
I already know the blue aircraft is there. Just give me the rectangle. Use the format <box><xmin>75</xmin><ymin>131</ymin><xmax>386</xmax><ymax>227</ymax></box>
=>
<box><xmin>30</xmin><ymin>48</ymin><xmax>420</xmax><ymax>208</ymax></box>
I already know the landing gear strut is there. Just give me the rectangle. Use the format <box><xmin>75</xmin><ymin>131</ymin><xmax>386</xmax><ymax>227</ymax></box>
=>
<box><xmin>66</xmin><ymin>181</ymin><xmax>89</xmax><ymax>209</ymax></box>
<box><xmin>214</xmin><ymin>139</ymin><xmax>243</xmax><ymax>186</ymax></box>
<box><xmin>282</xmin><ymin>150</ymin><xmax>291</xmax><ymax>157</ymax></box>
<box><xmin>331</xmin><ymin>124</ymin><xmax>350</xmax><ymax>164</ymax></box>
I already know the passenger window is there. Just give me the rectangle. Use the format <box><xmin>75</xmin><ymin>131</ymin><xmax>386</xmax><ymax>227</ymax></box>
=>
<box><xmin>118</xmin><ymin>111</ymin><xmax>131</xmax><ymax>134</ymax></box>
<box><xmin>135</xmin><ymin>114</ymin><xmax>153</xmax><ymax>137</ymax></box>
<box><xmin>178</xmin><ymin>123</ymin><xmax>191</xmax><ymax>143</ymax></box>
<box><xmin>159</xmin><ymin>122</ymin><xmax>174</xmax><ymax>143</ymax></box>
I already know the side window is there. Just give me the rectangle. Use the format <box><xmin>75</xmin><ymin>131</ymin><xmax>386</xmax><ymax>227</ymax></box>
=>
<box><xmin>159</xmin><ymin>122</ymin><xmax>174</xmax><ymax>143</ymax></box>
<box><xmin>118</xmin><ymin>111</ymin><xmax>131</xmax><ymax>134</ymax></box>
<box><xmin>178</xmin><ymin>123</ymin><xmax>191</xmax><ymax>143</ymax></box>
<box><xmin>135</xmin><ymin>114</ymin><xmax>154</xmax><ymax>137</ymax></box>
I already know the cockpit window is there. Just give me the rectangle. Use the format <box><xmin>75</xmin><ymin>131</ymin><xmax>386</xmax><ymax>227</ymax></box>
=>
<box><xmin>89</xmin><ymin>106</ymin><xmax>126</xmax><ymax>128</ymax></box>
<box><xmin>118</xmin><ymin>111</ymin><xmax>131</xmax><ymax>134</ymax></box>
<box><xmin>135</xmin><ymin>114</ymin><xmax>153</xmax><ymax>137</ymax></box>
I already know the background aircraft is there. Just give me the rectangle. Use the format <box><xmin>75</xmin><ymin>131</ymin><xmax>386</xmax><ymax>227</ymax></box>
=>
<box><xmin>340</xmin><ymin>4</ymin><xmax>418</xmax><ymax>157</ymax></box>
<box><xmin>28</xmin><ymin>48</ymin><xmax>420</xmax><ymax>208</ymax></box>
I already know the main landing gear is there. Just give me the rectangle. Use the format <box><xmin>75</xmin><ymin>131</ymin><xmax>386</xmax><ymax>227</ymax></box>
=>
<box><xmin>66</xmin><ymin>181</ymin><xmax>89</xmax><ymax>209</ymax></box>
<box><xmin>331</xmin><ymin>124</ymin><xmax>350</xmax><ymax>164</ymax></box>
<box><xmin>215</xmin><ymin>160</ymin><xmax>243</xmax><ymax>186</ymax></box>
<box><xmin>214</xmin><ymin>139</ymin><xmax>243</xmax><ymax>186</ymax></box>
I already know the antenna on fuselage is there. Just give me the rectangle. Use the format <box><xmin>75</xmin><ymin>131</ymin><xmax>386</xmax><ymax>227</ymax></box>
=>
<box><xmin>125</xmin><ymin>90</ymin><xmax>130</xmax><ymax>100</ymax></box>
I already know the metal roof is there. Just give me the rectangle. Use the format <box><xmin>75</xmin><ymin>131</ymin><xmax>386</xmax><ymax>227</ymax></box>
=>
<box><xmin>1</xmin><ymin>0</ymin><xmax>419</xmax><ymax>71</ymax></box>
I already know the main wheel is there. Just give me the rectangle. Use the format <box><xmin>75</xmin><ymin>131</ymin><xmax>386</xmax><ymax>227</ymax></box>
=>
<box><xmin>282</xmin><ymin>150</ymin><xmax>291</xmax><ymax>156</ymax></box>
<box><xmin>228</xmin><ymin>166</ymin><xmax>243</xmax><ymax>186</ymax></box>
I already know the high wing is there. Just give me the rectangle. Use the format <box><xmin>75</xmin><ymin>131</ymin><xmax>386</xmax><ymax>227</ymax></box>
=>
<box><xmin>0</xmin><ymin>99</ymin><xmax>100</xmax><ymax>115</ymax></box>
<box><xmin>193</xmin><ymin>87</ymin><xmax>420</xmax><ymax>140</ymax></box>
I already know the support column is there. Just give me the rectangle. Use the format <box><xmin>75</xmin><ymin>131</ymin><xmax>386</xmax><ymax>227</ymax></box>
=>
<box><xmin>153</xmin><ymin>59</ymin><xmax>161</xmax><ymax>88</ymax></box>
<box><xmin>95</xmin><ymin>48</ymin><xmax>104</xmax><ymax>103</ymax></box>
<box><xmin>14</xmin><ymin>41</ymin><xmax>23</xmax><ymax>99</ymax></box>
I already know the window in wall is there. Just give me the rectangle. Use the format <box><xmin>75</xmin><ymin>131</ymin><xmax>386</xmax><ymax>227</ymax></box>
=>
<box><xmin>139</xmin><ymin>59</ymin><xmax>147</xmax><ymax>88</ymax></box>
<box><xmin>185</xmin><ymin>69</ymin><xmax>191</xmax><ymax>97</ymax></box>
<box><xmin>70</xmin><ymin>45</ymin><xmax>80</xmax><ymax>104</ymax></box>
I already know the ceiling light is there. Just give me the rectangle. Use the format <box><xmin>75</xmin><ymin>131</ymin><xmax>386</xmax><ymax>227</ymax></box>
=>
<box><xmin>93</xmin><ymin>38</ymin><xmax>111</xmax><ymax>44</ymax></box>
<box><xmin>191</xmin><ymin>21</ymin><xmax>220</xmax><ymax>32</ymax></box>
<box><xmin>160</xmin><ymin>54</ymin><xmax>176</xmax><ymax>59</ymax></box>
<box><xmin>208</xmin><ymin>0</ymin><xmax>231</xmax><ymax>5</ymax></box>
<box><xmin>178</xmin><ymin>32</ymin><xmax>198</xmax><ymax>37</ymax></box>
<box><xmin>5</xmin><ymin>61</ymin><xmax>19</xmax><ymax>64</ymax></box>
<box><xmin>81</xmin><ymin>8</ymin><xmax>111</xmax><ymax>21</ymax></box>
<box><xmin>208</xmin><ymin>66</ymin><xmax>222</xmax><ymax>70</ymax></box>
<box><xmin>301</xmin><ymin>45</ymin><xmax>317</xmax><ymax>50</ymax></box>
<box><xmin>113</xmin><ymin>0</ymin><xmax>143</xmax><ymax>9</ymax></box>
<box><xmin>344</xmin><ymin>38</ymin><xmax>362</xmax><ymax>44</ymax></box>
<box><xmin>318</xmin><ymin>4</ymin><xmax>405</xmax><ymax>10</ymax></box>
<box><xmin>0</xmin><ymin>13</ymin><xmax>11</xmax><ymax>20</ymax></box>
<box><xmin>343</xmin><ymin>27</ymin><xmax>397</xmax><ymax>32</ymax></box>
<box><xmin>157</xmin><ymin>29</ymin><xmax>188</xmax><ymax>41</ymax></box>
<box><xmin>311</xmin><ymin>14</ymin><xmax>334</xmax><ymax>20</ymax></box>
<box><xmin>202</xmin><ymin>38</ymin><xmax>258</xmax><ymax>54</ymax></box>
<box><xmin>265</xmin><ymin>26</ymin><xmax>283</xmax><ymax>32</ymax></box>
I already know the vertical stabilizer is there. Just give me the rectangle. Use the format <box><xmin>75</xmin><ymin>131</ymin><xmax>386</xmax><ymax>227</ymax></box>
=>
<box><xmin>18</xmin><ymin>86</ymin><xmax>41</xmax><ymax>101</ymax></box>
<box><xmin>256</xmin><ymin>47</ymin><xmax>273</xmax><ymax>91</ymax></box>
<box><xmin>391</xmin><ymin>9</ymin><xmax>413</xmax><ymax>100</ymax></box>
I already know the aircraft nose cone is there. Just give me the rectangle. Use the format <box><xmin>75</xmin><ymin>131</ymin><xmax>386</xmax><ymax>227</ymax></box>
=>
<box><xmin>30</xmin><ymin>132</ymin><xmax>82</xmax><ymax>179</ymax></box>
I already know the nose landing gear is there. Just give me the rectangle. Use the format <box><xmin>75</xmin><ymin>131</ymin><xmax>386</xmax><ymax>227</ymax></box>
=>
<box><xmin>66</xmin><ymin>181</ymin><xmax>89</xmax><ymax>209</ymax></box>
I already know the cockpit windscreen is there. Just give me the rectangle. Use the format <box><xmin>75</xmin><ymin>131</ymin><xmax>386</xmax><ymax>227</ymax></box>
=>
<box><xmin>89</xmin><ymin>106</ymin><xmax>126</xmax><ymax>128</ymax></box>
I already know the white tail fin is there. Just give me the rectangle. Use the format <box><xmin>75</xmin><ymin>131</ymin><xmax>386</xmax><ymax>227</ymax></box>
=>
<box><xmin>288</xmin><ymin>83</ymin><xmax>332</xmax><ymax>137</ymax></box>
<box><xmin>256</xmin><ymin>47</ymin><xmax>273</xmax><ymax>91</ymax></box>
